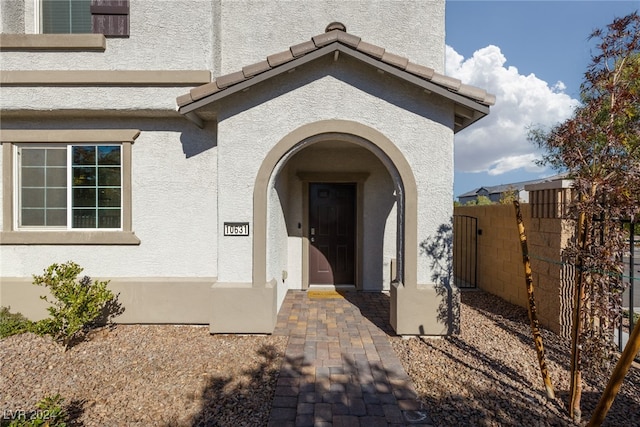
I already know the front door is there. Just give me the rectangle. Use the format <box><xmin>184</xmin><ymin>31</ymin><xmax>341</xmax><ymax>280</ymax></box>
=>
<box><xmin>309</xmin><ymin>183</ymin><xmax>356</xmax><ymax>285</ymax></box>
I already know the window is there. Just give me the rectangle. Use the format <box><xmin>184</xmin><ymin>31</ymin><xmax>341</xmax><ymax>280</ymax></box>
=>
<box><xmin>1</xmin><ymin>129</ymin><xmax>140</xmax><ymax>245</ymax></box>
<box><xmin>18</xmin><ymin>145</ymin><xmax>122</xmax><ymax>229</ymax></box>
<box><xmin>40</xmin><ymin>0</ymin><xmax>129</xmax><ymax>37</ymax></box>
<box><xmin>42</xmin><ymin>0</ymin><xmax>92</xmax><ymax>34</ymax></box>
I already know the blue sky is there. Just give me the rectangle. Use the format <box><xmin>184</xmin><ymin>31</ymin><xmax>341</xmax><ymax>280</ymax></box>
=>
<box><xmin>445</xmin><ymin>0</ymin><xmax>640</xmax><ymax>198</ymax></box>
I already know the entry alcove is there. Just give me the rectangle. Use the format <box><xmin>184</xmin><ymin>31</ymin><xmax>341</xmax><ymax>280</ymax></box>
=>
<box><xmin>267</xmin><ymin>138</ymin><xmax>398</xmax><ymax>296</ymax></box>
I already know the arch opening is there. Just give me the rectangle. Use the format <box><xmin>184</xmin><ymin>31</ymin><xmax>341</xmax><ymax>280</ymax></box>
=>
<box><xmin>253</xmin><ymin>120</ymin><xmax>419</xmax><ymax>321</ymax></box>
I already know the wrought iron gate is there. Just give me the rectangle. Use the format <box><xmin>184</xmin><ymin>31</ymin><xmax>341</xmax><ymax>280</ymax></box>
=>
<box><xmin>453</xmin><ymin>215</ymin><xmax>478</xmax><ymax>288</ymax></box>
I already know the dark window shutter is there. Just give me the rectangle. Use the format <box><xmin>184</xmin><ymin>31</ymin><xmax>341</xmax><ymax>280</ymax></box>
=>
<box><xmin>91</xmin><ymin>0</ymin><xmax>129</xmax><ymax>37</ymax></box>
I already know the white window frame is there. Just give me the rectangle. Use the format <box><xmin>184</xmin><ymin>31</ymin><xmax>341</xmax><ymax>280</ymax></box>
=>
<box><xmin>1</xmin><ymin>129</ymin><xmax>140</xmax><ymax>245</ymax></box>
<box><xmin>33</xmin><ymin>0</ymin><xmax>41</xmax><ymax>34</ymax></box>
<box><xmin>36</xmin><ymin>0</ymin><xmax>92</xmax><ymax>35</ymax></box>
<box><xmin>15</xmin><ymin>143</ymin><xmax>124</xmax><ymax>231</ymax></box>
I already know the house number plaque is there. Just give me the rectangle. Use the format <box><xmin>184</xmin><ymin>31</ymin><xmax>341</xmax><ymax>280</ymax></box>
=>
<box><xmin>224</xmin><ymin>222</ymin><xmax>249</xmax><ymax>236</ymax></box>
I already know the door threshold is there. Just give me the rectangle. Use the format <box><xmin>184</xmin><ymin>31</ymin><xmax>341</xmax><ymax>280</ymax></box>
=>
<box><xmin>308</xmin><ymin>284</ymin><xmax>357</xmax><ymax>292</ymax></box>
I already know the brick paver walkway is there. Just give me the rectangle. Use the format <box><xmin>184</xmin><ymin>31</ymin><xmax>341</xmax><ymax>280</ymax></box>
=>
<box><xmin>269</xmin><ymin>290</ymin><xmax>434</xmax><ymax>426</ymax></box>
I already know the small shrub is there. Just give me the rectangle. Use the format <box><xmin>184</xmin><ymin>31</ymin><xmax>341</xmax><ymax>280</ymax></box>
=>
<box><xmin>33</xmin><ymin>262</ymin><xmax>115</xmax><ymax>351</ymax></box>
<box><xmin>0</xmin><ymin>307</ymin><xmax>34</xmax><ymax>339</ymax></box>
<box><xmin>3</xmin><ymin>395</ymin><xmax>67</xmax><ymax>427</ymax></box>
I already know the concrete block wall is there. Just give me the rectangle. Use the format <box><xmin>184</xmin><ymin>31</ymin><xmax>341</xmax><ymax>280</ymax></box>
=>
<box><xmin>529</xmin><ymin>217</ymin><xmax>575</xmax><ymax>337</ymax></box>
<box><xmin>454</xmin><ymin>204</ymin><xmax>574</xmax><ymax>337</ymax></box>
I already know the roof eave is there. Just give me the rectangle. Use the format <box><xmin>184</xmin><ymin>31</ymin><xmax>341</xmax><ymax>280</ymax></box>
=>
<box><xmin>178</xmin><ymin>42</ymin><xmax>490</xmax><ymax>131</ymax></box>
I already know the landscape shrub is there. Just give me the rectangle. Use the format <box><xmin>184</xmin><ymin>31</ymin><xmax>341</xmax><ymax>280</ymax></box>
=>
<box><xmin>32</xmin><ymin>261</ymin><xmax>115</xmax><ymax>351</ymax></box>
<box><xmin>0</xmin><ymin>307</ymin><xmax>34</xmax><ymax>339</ymax></box>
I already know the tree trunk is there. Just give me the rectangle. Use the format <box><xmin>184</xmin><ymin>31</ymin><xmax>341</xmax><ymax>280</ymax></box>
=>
<box><xmin>513</xmin><ymin>201</ymin><xmax>555</xmax><ymax>399</ymax></box>
<box><xmin>570</xmin><ymin>184</ymin><xmax>597</xmax><ymax>422</ymax></box>
<box><xmin>587</xmin><ymin>319</ymin><xmax>640</xmax><ymax>426</ymax></box>
<box><xmin>570</xmin><ymin>208</ymin><xmax>588</xmax><ymax>422</ymax></box>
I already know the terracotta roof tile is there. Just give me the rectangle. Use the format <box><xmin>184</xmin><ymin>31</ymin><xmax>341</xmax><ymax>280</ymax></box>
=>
<box><xmin>267</xmin><ymin>49</ymin><xmax>295</xmax><ymax>68</ymax></box>
<box><xmin>381</xmin><ymin>51</ymin><xmax>408</xmax><ymax>70</ymax></box>
<box><xmin>190</xmin><ymin>81</ymin><xmax>221</xmax><ymax>102</ymax></box>
<box><xmin>177</xmin><ymin>23</ymin><xmax>496</xmax><ymax>110</ymax></box>
<box><xmin>243</xmin><ymin>60</ymin><xmax>271</xmax><ymax>78</ymax></box>
<box><xmin>335</xmin><ymin>31</ymin><xmax>361</xmax><ymax>48</ymax></box>
<box><xmin>484</xmin><ymin>93</ymin><xmax>496</xmax><ymax>105</ymax></box>
<box><xmin>312</xmin><ymin>30</ymin><xmax>340</xmax><ymax>47</ymax></box>
<box><xmin>215</xmin><ymin>70</ymin><xmax>246</xmax><ymax>89</ymax></box>
<box><xmin>356</xmin><ymin>40</ymin><xmax>385</xmax><ymax>59</ymax></box>
<box><xmin>405</xmin><ymin>62</ymin><xmax>434</xmax><ymax>79</ymax></box>
<box><xmin>290</xmin><ymin>40</ymin><xmax>317</xmax><ymax>57</ymax></box>
<box><xmin>430</xmin><ymin>73</ymin><xmax>461</xmax><ymax>91</ymax></box>
<box><xmin>176</xmin><ymin>92</ymin><xmax>194</xmax><ymax>107</ymax></box>
<box><xmin>457</xmin><ymin>84</ymin><xmax>488</xmax><ymax>102</ymax></box>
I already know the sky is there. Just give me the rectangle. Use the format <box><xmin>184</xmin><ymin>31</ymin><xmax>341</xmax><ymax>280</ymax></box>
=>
<box><xmin>445</xmin><ymin>0</ymin><xmax>640</xmax><ymax>198</ymax></box>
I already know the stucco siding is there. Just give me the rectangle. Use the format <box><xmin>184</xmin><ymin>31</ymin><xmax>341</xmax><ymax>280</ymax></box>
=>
<box><xmin>1</xmin><ymin>1</ymin><xmax>215</xmax><ymax>71</ymax></box>
<box><xmin>0</xmin><ymin>0</ymin><xmax>471</xmax><ymax>334</ymax></box>
<box><xmin>215</xmin><ymin>58</ymin><xmax>453</xmax><ymax>287</ymax></box>
<box><xmin>0</xmin><ymin>0</ymin><xmax>25</xmax><ymax>34</ymax></box>
<box><xmin>268</xmin><ymin>165</ymin><xmax>290</xmax><ymax>310</ymax></box>
<box><xmin>219</xmin><ymin>0</ymin><xmax>445</xmax><ymax>75</ymax></box>
<box><xmin>0</xmin><ymin>118</ymin><xmax>218</xmax><ymax>279</ymax></box>
<box><xmin>0</xmin><ymin>87</ymin><xmax>201</xmax><ymax>114</ymax></box>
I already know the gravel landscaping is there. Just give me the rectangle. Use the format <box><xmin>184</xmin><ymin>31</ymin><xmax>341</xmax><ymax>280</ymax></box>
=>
<box><xmin>2</xmin><ymin>290</ymin><xmax>639</xmax><ymax>426</ymax></box>
<box><xmin>1</xmin><ymin>326</ymin><xmax>288</xmax><ymax>426</ymax></box>
<box><xmin>391</xmin><ymin>290</ymin><xmax>640</xmax><ymax>426</ymax></box>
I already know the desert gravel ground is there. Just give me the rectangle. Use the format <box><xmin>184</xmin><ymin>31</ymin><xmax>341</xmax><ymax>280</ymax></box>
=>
<box><xmin>391</xmin><ymin>290</ymin><xmax>640</xmax><ymax>426</ymax></box>
<box><xmin>2</xmin><ymin>290</ymin><xmax>639</xmax><ymax>426</ymax></box>
<box><xmin>1</xmin><ymin>326</ymin><xmax>287</xmax><ymax>426</ymax></box>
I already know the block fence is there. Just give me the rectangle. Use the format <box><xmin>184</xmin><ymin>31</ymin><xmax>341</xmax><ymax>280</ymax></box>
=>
<box><xmin>454</xmin><ymin>179</ymin><xmax>575</xmax><ymax>337</ymax></box>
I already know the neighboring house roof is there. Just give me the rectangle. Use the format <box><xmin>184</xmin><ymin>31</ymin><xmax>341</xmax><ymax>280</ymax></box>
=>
<box><xmin>176</xmin><ymin>22</ymin><xmax>495</xmax><ymax>131</ymax></box>
<box><xmin>457</xmin><ymin>174</ymin><xmax>568</xmax><ymax>200</ymax></box>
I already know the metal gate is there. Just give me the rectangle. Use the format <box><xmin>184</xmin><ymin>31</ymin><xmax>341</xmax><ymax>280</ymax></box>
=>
<box><xmin>618</xmin><ymin>220</ymin><xmax>638</xmax><ymax>353</ymax></box>
<box><xmin>453</xmin><ymin>215</ymin><xmax>478</xmax><ymax>288</ymax></box>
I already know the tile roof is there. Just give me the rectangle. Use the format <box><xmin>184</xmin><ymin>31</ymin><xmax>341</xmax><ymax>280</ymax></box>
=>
<box><xmin>177</xmin><ymin>23</ymin><xmax>495</xmax><ymax>130</ymax></box>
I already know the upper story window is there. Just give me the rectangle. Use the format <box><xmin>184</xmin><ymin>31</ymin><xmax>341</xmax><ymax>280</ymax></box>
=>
<box><xmin>42</xmin><ymin>0</ymin><xmax>91</xmax><ymax>34</ymax></box>
<box><xmin>40</xmin><ymin>0</ymin><xmax>129</xmax><ymax>37</ymax></box>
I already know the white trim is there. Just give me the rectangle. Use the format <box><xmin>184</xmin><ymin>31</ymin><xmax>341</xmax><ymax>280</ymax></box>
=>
<box><xmin>16</xmin><ymin>144</ymin><xmax>67</xmax><ymax>231</ymax></box>
<box><xmin>33</xmin><ymin>0</ymin><xmax>40</xmax><ymax>34</ymax></box>
<box><xmin>14</xmin><ymin>144</ymin><xmax>124</xmax><ymax>231</ymax></box>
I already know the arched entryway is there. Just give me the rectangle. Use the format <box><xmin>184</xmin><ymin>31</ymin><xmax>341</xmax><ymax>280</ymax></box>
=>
<box><xmin>252</xmin><ymin>120</ymin><xmax>419</xmax><ymax>332</ymax></box>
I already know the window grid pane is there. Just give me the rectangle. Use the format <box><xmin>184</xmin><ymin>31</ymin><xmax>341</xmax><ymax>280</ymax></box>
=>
<box><xmin>71</xmin><ymin>145</ymin><xmax>122</xmax><ymax>229</ymax></box>
<box><xmin>42</xmin><ymin>0</ymin><xmax>91</xmax><ymax>34</ymax></box>
<box><xmin>20</xmin><ymin>147</ymin><xmax>67</xmax><ymax>227</ymax></box>
<box><xmin>18</xmin><ymin>144</ymin><xmax>122</xmax><ymax>230</ymax></box>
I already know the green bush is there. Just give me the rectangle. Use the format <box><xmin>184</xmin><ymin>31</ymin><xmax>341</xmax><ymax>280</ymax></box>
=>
<box><xmin>33</xmin><ymin>262</ymin><xmax>115</xmax><ymax>351</ymax></box>
<box><xmin>3</xmin><ymin>395</ymin><xmax>67</xmax><ymax>427</ymax></box>
<box><xmin>0</xmin><ymin>307</ymin><xmax>34</xmax><ymax>339</ymax></box>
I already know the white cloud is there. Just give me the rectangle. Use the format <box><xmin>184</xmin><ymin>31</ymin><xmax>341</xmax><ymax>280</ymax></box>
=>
<box><xmin>447</xmin><ymin>45</ymin><xmax>579</xmax><ymax>175</ymax></box>
<box><xmin>486</xmin><ymin>153</ymin><xmax>546</xmax><ymax>176</ymax></box>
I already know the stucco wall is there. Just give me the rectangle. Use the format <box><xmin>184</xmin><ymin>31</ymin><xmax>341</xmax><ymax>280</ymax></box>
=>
<box><xmin>3</xmin><ymin>0</ymin><xmax>444</xmax><ymax>74</ymax></box>
<box><xmin>219</xmin><ymin>0</ymin><xmax>445</xmax><ymax>75</ymax></box>
<box><xmin>0</xmin><ymin>0</ymin><xmax>24</xmax><ymax>34</ymax></box>
<box><xmin>0</xmin><ymin>87</ymin><xmax>201</xmax><ymax>114</ymax></box>
<box><xmin>269</xmin><ymin>164</ymin><xmax>290</xmax><ymax>309</ymax></box>
<box><xmin>1</xmin><ymin>1</ymin><xmax>215</xmax><ymax>71</ymax></box>
<box><xmin>215</xmin><ymin>56</ymin><xmax>454</xmax><ymax>287</ymax></box>
<box><xmin>0</xmin><ymin>118</ymin><xmax>218</xmax><ymax>279</ymax></box>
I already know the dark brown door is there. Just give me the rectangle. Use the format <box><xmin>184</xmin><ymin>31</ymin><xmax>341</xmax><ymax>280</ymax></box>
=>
<box><xmin>309</xmin><ymin>183</ymin><xmax>356</xmax><ymax>285</ymax></box>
